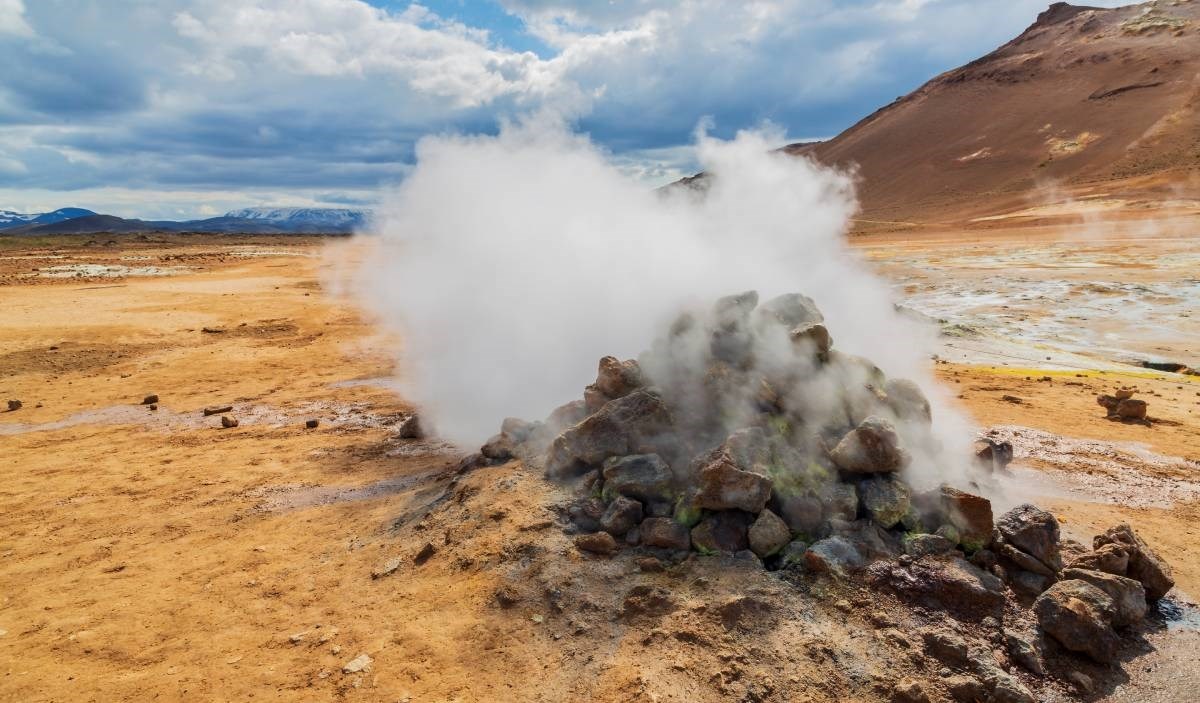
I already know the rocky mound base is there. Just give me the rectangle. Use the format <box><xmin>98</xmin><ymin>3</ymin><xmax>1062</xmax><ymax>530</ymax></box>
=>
<box><xmin>466</xmin><ymin>291</ymin><xmax>1177</xmax><ymax>701</ymax></box>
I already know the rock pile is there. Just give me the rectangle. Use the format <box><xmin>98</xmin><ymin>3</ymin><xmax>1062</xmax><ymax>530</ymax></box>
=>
<box><xmin>473</xmin><ymin>291</ymin><xmax>1175</xmax><ymax>672</ymax></box>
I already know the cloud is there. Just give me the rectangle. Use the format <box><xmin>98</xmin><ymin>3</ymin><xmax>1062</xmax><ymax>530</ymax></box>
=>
<box><xmin>0</xmin><ymin>0</ymin><xmax>34</xmax><ymax>38</ymax></box>
<box><xmin>0</xmin><ymin>0</ymin><xmax>1133</xmax><ymax>217</ymax></box>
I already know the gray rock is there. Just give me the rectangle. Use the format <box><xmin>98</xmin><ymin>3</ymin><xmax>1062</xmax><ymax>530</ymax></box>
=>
<box><xmin>1061</xmin><ymin>567</ymin><xmax>1148</xmax><ymax>626</ymax></box>
<box><xmin>997</xmin><ymin>542</ymin><xmax>1056</xmax><ymax>578</ymax></box>
<box><xmin>639</xmin><ymin>517</ymin><xmax>691</xmax><ymax>551</ymax></box>
<box><xmin>1007</xmin><ymin>569</ymin><xmax>1051</xmax><ymax>598</ymax></box>
<box><xmin>601</xmin><ymin>454</ymin><xmax>674</xmax><ymax>504</ymax></box>
<box><xmin>905</xmin><ymin>534</ymin><xmax>956</xmax><ymax>558</ymax></box>
<box><xmin>757</xmin><ymin>292</ymin><xmax>823</xmax><ymax>328</ymax></box>
<box><xmin>775</xmin><ymin>493</ymin><xmax>824</xmax><ymax>536</ymax></box>
<box><xmin>690</xmin><ymin>512</ymin><xmax>751</xmax><ymax>554</ymax></box>
<box><xmin>1004</xmin><ymin>630</ymin><xmax>1045</xmax><ymax>675</ymax></box>
<box><xmin>830</xmin><ymin>416</ymin><xmax>907</xmax><ymax>474</ymax></box>
<box><xmin>883</xmin><ymin>378</ymin><xmax>931</xmax><ymax>423</ymax></box>
<box><xmin>804</xmin><ymin>536</ymin><xmax>865</xmax><ymax>574</ymax></box>
<box><xmin>481</xmin><ymin>433</ymin><xmax>515</xmax><ymax>461</ymax></box>
<box><xmin>984</xmin><ymin>669</ymin><xmax>1036</xmax><ymax>703</ymax></box>
<box><xmin>1033</xmin><ymin>579</ymin><xmax>1120</xmax><ymax>663</ymax></box>
<box><xmin>790</xmin><ymin>323</ymin><xmax>833</xmax><ymax>357</ymax></box>
<box><xmin>397</xmin><ymin>413</ymin><xmax>423</xmax><ymax>439</ymax></box>
<box><xmin>748</xmin><ymin>509</ymin><xmax>791</xmax><ymax>558</ymax></box>
<box><xmin>921</xmin><ymin>628</ymin><xmax>970</xmax><ymax>667</ymax></box>
<box><xmin>859</xmin><ymin>476</ymin><xmax>912</xmax><ymax>529</ymax></box>
<box><xmin>574</xmin><ymin>531</ymin><xmax>618</xmax><ymax>555</ymax></box>
<box><xmin>778</xmin><ymin>539</ymin><xmax>809</xmax><ymax>568</ymax></box>
<box><xmin>600</xmin><ymin>496</ymin><xmax>643</xmax><ymax>537</ymax></box>
<box><xmin>566</xmin><ymin>497</ymin><xmax>605</xmax><ymax>532</ymax></box>
<box><xmin>822</xmin><ymin>482</ymin><xmax>858</xmax><ymax>521</ymax></box>
<box><xmin>544</xmin><ymin>389</ymin><xmax>673</xmax><ymax>478</ymax></box>
<box><xmin>1094</xmin><ymin>523</ymin><xmax>1175</xmax><ymax>601</ymax></box>
<box><xmin>996</xmin><ymin>504</ymin><xmax>1062</xmax><ymax>573</ymax></box>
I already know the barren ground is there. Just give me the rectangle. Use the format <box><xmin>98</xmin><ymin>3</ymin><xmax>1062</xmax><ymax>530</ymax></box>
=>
<box><xmin>1</xmin><ymin>232</ymin><xmax>1197</xmax><ymax>701</ymax></box>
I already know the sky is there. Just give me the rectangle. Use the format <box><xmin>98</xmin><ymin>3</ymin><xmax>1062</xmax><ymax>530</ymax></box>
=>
<box><xmin>0</xmin><ymin>0</ymin><xmax>1131</xmax><ymax>220</ymax></box>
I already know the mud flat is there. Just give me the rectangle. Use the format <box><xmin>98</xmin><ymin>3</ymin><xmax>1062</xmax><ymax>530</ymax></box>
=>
<box><xmin>0</xmin><ymin>233</ymin><xmax>1197</xmax><ymax>701</ymax></box>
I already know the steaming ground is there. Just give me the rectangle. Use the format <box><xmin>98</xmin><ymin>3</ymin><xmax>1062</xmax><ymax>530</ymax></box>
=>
<box><xmin>1</xmin><ymin>234</ymin><xmax>1198</xmax><ymax>701</ymax></box>
<box><xmin>355</xmin><ymin>123</ymin><xmax>964</xmax><ymax>456</ymax></box>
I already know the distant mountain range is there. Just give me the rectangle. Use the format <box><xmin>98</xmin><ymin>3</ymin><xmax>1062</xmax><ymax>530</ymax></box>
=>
<box><xmin>0</xmin><ymin>206</ymin><xmax>371</xmax><ymax>235</ymax></box>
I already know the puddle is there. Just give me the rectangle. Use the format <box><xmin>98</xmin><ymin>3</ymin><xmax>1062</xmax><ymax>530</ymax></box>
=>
<box><xmin>249</xmin><ymin>468</ymin><xmax>445</xmax><ymax>512</ymax></box>
<box><xmin>34</xmin><ymin>264</ymin><xmax>191</xmax><ymax>278</ymax></box>
<box><xmin>987</xmin><ymin>425</ymin><xmax>1200</xmax><ymax>509</ymax></box>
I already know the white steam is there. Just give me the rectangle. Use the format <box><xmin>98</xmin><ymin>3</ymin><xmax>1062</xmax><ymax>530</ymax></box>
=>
<box><xmin>355</xmin><ymin>117</ymin><xmax>973</xmax><ymax>486</ymax></box>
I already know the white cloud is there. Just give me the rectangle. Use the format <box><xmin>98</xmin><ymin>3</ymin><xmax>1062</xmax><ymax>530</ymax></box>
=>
<box><xmin>0</xmin><ymin>0</ymin><xmax>33</xmax><ymax>38</ymax></box>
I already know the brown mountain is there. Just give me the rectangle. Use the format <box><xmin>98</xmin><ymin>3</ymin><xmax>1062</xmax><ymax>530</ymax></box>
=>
<box><xmin>790</xmin><ymin>1</ymin><xmax>1200</xmax><ymax>231</ymax></box>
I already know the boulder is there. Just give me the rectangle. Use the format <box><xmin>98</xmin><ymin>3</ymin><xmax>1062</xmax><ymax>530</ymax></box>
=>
<box><xmin>1007</xmin><ymin>570</ymin><xmax>1052</xmax><ymax>598</ymax></box>
<box><xmin>1116</xmin><ymin>398</ymin><xmax>1148</xmax><ymax>420</ymax></box>
<box><xmin>397</xmin><ymin>413</ymin><xmax>423</xmax><ymax>439</ymax></box>
<box><xmin>481</xmin><ymin>433</ymin><xmax>515</xmax><ymax>461</ymax></box>
<box><xmin>690</xmin><ymin>512</ymin><xmax>751</xmax><ymax>554</ymax></box>
<box><xmin>790</xmin><ymin>323</ymin><xmax>833</xmax><ymax>356</ymax></box>
<box><xmin>859</xmin><ymin>476</ymin><xmax>911</xmax><ymax>529</ymax></box>
<box><xmin>1033</xmin><ymin>579</ymin><xmax>1120</xmax><ymax>663</ymax></box>
<box><xmin>1065</xmin><ymin>543</ymin><xmax>1129</xmax><ymax>576</ymax></box>
<box><xmin>694</xmin><ymin>436</ymin><xmax>773</xmax><ymax>513</ymax></box>
<box><xmin>871</xmin><ymin>556</ymin><xmax>1004</xmax><ymax>617</ymax></box>
<box><xmin>544</xmin><ymin>389</ymin><xmax>673</xmax><ymax>478</ymax></box>
<box><xmin>566</xmin><ymin>497</ymin><xmax>606</xmax><ymax>532</ymax></box>
<box><xmin>973</xmin><ymin>438</ymin><xmax>1015</xmax><ymax>472</ymax></box>
<box><xmin>748</xmin><ymin>509</ymin><xmax>791</xmax><ymax>558</ymax></box>
<box><xmin>997</xmin><ymin>542</ymin><xmax>1056</xmax><ymax>578</ymax></box>
<box><xmin>1094</xmin><ymin>523</ymin><xmax>1174</xmax><ymax>601</ymax></box>
<box><xmin>830</xmin><ymin>416</ymin><xmax>907</xmax><ymax>474</ymax></box>
<box><xmin>574</xmin><ymin>532</ymin><xmax>618</xmax><ymax>555</ymax></box>
<box><xmin>904</xmin><ymin>534</ymin><xmax>956</xmax><ymax>558</ymax></box>
<box><xmin>600</xmin><ymin>496</ymin><xmax>643</xmax><ymax>537</ymax></box>
<box><xmin>601</xmin><ymin>454</ymin><xmax>674</xmax><ymax>504</ymax></box>
<box><xmin>639</xmin><ymin>517</ymin><xmax>691</xmax><ymax>551</ymax></box>
<box><xmin>757</xmin><ymin>292</ymin><xmax>823</xmax><ymax>328</ymax></box>
<box><xmin>1004</xmin><ymin>630</ymin><xmax>1046</xmax><ymax>676</ymax></box>
<box><xmin>1061</xmin><ymin>567</ymin><xmax>1148</xmax><ymax>626</ymax></box>
<box><xmin>545</xmin><ymin>399</ymin><xmax>588</xmax><ymax>431</ymax></box>
<box><xmin>821</xmin><ymin>482</ymin><xmax>859</xmax><ymax>521</ymax></box>
<box><xmin>883</xmin><ymin>378</ymin><xmax>931</xmax><ymax>423</ymax></box>
<box><xmin>804</xmin><ymin>536</ymin><xmax>865</xmax><ymax>574</ymax></box>
<box><xmin>594</xmin><ymin>356</ymin><xmax>643</xmax><ymax>400</ymax></box>
<box><xmin>774</xmin><ymin>493</ymin><xmax>823</xmax><ymax>536</ymax></box>
<box><xmin>996</xmin><ymin>504</ymin><xmax>1062</xmax><ymax>573</ymax></box>
<box><xmin>939</xmin><ymin>486</ymin><xmax>993</xmax><ymax>550</ymax></box>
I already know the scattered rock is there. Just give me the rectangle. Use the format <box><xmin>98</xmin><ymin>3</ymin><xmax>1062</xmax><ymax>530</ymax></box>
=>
<box><xmin>1065</xmin><ymin>671</ymin><xmax>1094</xmax><ymax>695</ymax></box>
<box><xmin>566</xmin><ymin>497</ymin><xmax>606</xmax><ymax>533</ymax></box>
<box><xmin>1004</xmin><ymin>630</ymin><xmax>1045</xmax><ymax>675</ymax></box>
<box><xmin>1033</xmin><ymin>579</ymin><xmax>1120</xmax><ymax>663</ymax></box>
<box><xmin>904</xmin><ymin>534</ymin><xmax>955</xmax><ymax>558</ymax></box>
<box><xmin>804</xmin><ymin>536</ymin><xmax>865</xmax><ymax>574</ymax></box>
<box><xmin>944</xmin><ymin>675</ymin><xmax>987</xmax><ymax>703</ymax></box>
<box><xmin>790</xmin><ymin>323</ymin><xmax>833</xmax><ymax>357</ymax></box>
<box><xmin>694</xmin><ymin>438</ymin><xmax>773</xmax><ymax>513</ymax></box>
<box><xmin>481</xmin><ymin>433</ymin><xmax>516</xmax><ymax>462</ymax></box>
<box><xmin>371</xmin><ymin>557</ymin><xmax>402</xmax><ymax>579</ymax></box>
<box><xmin>883</xmin><ymin>379</ymin><xmax>931</xmax><ymax>423</ymax></box>
<box><xmin>859</xmin><ymin>476</ymin><xmax>911</xmax><ymax>529</ymax></box>
<box><xmin>639</xmin><ymin>517</ymin><xmax>691</xmax><ymax>551</ymax></box>
<box><xmin>830</xmin><ymin>416</ymin><xmax>907</xmax><ymax>474</ymax></box>
<box><xmin>413</xmin><ymin>542</ymin><xmax>436</xmax><ymax>565</ymax></box>
<box><xmin>544</xmin><ymin>389</ymin><xmax>673</xmax><ymax>478</ymax></box>
<box><xmin>203</xmin><ymin>405</ymin><xmax>233</xmax><ymax>416</ymax></box>
<box><xmin>141</xmin><ymin>394</ymin><xmax>159</xmax><ymax>405</ymax></box>
<box><xmin>747</xmin><ymin>509</ymin><xmax>791</xmax><ymax>558</ymax></box>
<box><xmin>635</xmin><ymin>556</ymin><xmax>665</xmax><ymax>572</ymax></box>
<box><xmin>1116</xmin><ymin>398</ymin><xmax>1148</xmax><ymax>420</ymax></box>
<box><xmin>305</xmin><ymin>418</ymin><xmax>320</xmax><ymax>429</ymax></box>
<box><xmin>220</xmin><ymin>415</ymin><xmax>239</xmax><ymax>429</ymax></box>
<box><xmin>1093</xmin><ymin>523</ymin><xmax>1175</xmax><ymax>601</ymax></box>
<box><xmin>574</xmin><ymin>531</ymin><xmax>618</xmax><ymax>555</ymax></box>
<box><xmin>6</xmin><ymin>399</ymin><xmax>21</xmax><ymax>412</ymax></box>
<box><xmin>891</xmin><ymin>678</ymin><xmax>931</xmax><ymax>703</ymax></box>
<box><xmin>774</xmin><ymin>493</ymin><xmax>823</xmax><ymax>536</ymax></box>
<box><xmin>341</xmin><ymin>653</ymin><xmax>372</xmax><ymax>674</ymax></box>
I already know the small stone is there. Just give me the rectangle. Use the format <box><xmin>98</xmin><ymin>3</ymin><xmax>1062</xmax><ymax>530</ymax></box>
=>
<box><xmin>804</xmin><ymin>536</ymin><xmax>865</xmax><ymax>574</ymax></box>
<box><xmin>220</xmin><ymin>415</ymin><xmax>239</xmax><ymax>428</ymax></box>
<box><xmin>1065</xmin><ymin>543</ymin><xmax>1128</xmax><ymax>575</ymax></box>
<box><xmin>148</xmin><ymin>404</ymin><xmax>157</xmax><ymax>411</ymax></box>
<box><xmin>859</xmin><ymin>476</ymin><xmax>911</xmax><ymax>529</ymax></box>
<box><xmin>944</xmin><ymin>675</ymin><xmax>986</xmax><ymax>703</ymax></box>
<box><xmin>635</xmin><ymin>556</ymin><xmax>665</xmax><ymax>573</ymax></box>
<box><xmin>397</xmin><ymin>414</ymin><xmax>424</xmax><ymax>439</ymax></box>
<box><xmin>830</xmin><ymin>416</ymin><xmax>907</xmax><ymax>474</ymax></box>
<box><xmin>600</xmin><ymin>495</ymin><xmax>643</xmax><ymax>537</ymax></box>
<box><xmin>1066</xmin><ymin>671</ymin><xmax>1094</xmax><ymax>694</ymax></box>
<box><xmin>141</xmin><ymin>394</ymin><xmax>159</xmax><ymax>405</ymax></box>
<box><xmin>371</xmin><ymin>557</ymin><xmax>402</xmax><ymax>579</ymax></box>
<box><xmin>288</xmin><ymin>631</ymin><xmax>308</xmax><ymax>644</ymax></box>
<box><xmin>1033</xmin><ymin>580</ymin><xmax>1120</xmax><ymax>663</ymax></box>
<box><xmin>6</xmin><ymin>400</ymin><xmax>21</xmax><ymax>412</ymax></box>
<box><xmin>905</xmin><ymin>534</ymin><xmax>955</xmax><ymax>558</ymax></box>
<box><xmin>574</xmin><ymin>531</ymin><xmax>618</xmax><ymax>555</ymax></box>
<box><xmin>639</xmin><ymin>517</ymin><xmax>691</xmax><ymax>551</ymax></box>
<box><xmin>748</xmin><ymin>509</ymin><xmax>791</xmax><ymax>558</ymax></box>
<box><xmin>413</xmin><ymin>542</ymin><xmax>436</xmax><ymax>565</ymax></box>
<box><xmin>341</xmin><ymin>653</ymin><xmax>372</xmax><ymax>674</ymax></box>
<box><xmin>891</xmin><ymin>678</ymin><xmax>931</xmax><ymax>703</ymax></box>
<box><xmin>690</xmin><ymin>511</ymin><xmax>751</xmax><ymax>554</ymax></box>
<box><xmin>305</xmin><ymin>419</ymin><xmax>320</xmax><ymax>429</ymax></box>
<box><xmin>203</xmin><ymin>405</ymin><xmax>233</xmax><ymax>416</ymax></box>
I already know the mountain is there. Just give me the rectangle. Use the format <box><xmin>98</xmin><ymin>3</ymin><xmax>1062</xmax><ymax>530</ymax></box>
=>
<box><xmin>0</xmin><ymin>207</ymin><xmax>97</xmax><ymax>230</ymax></box>
<box><xmin>1</xmin><ymin>206</ymin><xmax>370</xmax><ymax>235</ymax></box>
<box><xmin>223</xmin><ymin>207</ymin><xmax>369</xmax><ymax>229</ymax></box>
<box><xmin>797</xmin><ymin>1</ymin><xmax>1200</xmax><ymax>228</ymax></box>
<box><xmin>679</xmin><ymin>1</ymin><xmax>1200</xmax><ymax>230</ymax></box>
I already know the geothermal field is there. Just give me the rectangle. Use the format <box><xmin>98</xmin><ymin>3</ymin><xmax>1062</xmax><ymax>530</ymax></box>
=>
<box><xmin>3</xmin><ymin>1</ymin><xmax>1200</xmax><ymax>702</ymax></box>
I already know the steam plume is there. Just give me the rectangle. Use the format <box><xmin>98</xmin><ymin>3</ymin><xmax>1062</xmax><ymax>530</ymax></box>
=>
<box><xmin>353</xmin><ymin>117</ymin><xmax>974</xmax><ymax>487</ymax></box>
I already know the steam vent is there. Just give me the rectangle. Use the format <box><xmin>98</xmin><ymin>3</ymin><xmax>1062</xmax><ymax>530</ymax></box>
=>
<box><xmin>474</xmin><ymin>291</ymin><xmax>1176</xmax><ymax>696</ymax></box>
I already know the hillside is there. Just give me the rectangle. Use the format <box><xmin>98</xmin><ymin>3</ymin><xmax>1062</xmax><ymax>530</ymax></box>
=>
<box><xmin>791</xmin><ymin>1</ymin><xmax>1200</xmax><ymax>229</ymax></box>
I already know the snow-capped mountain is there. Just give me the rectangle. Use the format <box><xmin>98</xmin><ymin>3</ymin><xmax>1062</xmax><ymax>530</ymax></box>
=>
<box><xmin>0</xmin><ymin>207</ymin><xmax>96</xmax><ymax>229</ymax></box>
<box><xmin>222</xmin><ymin>207</ymin><xmax>370</xmax><ymax>229</ymax></box>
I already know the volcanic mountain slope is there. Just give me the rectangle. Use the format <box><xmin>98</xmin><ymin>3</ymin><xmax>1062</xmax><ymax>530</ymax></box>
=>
<box><xmin>789</xmin><ymin>1</ymin><xmax>1200</xmax><ymax>229</ymax></box>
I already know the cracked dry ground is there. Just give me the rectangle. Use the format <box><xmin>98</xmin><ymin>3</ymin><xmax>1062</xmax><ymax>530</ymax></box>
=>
<box><xmin>1</xmin><ymin>238</ymin><xmax>1197</xmax><ymax>702</ymax></box>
